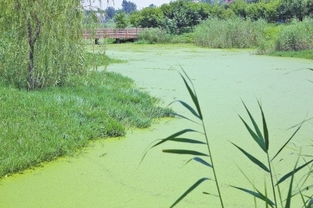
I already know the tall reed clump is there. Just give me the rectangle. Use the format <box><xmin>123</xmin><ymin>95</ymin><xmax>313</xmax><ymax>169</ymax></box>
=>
<box><xmin>275</xmin><ymin>18</ymin><xmax>313</xmax><ymax>51</ymax></box>
<box><xmin>143</xmin><ymin>71</ymin><xmax>313</xmax><ymax>207</ymax></box>
<box><xmin>232</xmin><ymin>102</ymin><xmax>313</xmax><ymax>208</ymax></box>
<box><xmin>142</xmin><ymin>71</ymin><xmax>225</xmax><ymax>208</ymax></box>
<box><xmin>193</xmin><ymin>18</ymin><xmax>266</xmax><ymax>48</ymax></box>
<box><xmin>138</xmin><ymin>28</ymin><xmax>172</xmax><ymax>44</ymax></box>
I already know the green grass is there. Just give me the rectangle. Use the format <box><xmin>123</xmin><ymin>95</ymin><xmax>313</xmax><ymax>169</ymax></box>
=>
<box><xmin>268</xmin><ymin>49</ymin><xmax>313</xmax><ymax>60</ymax></box>
<box><xmin>0</xmin><ymin>54</ymin><xmax>171</xmax><ymax>177</ymax></box>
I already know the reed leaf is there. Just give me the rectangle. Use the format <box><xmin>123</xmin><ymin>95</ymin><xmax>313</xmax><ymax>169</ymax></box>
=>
<box><xmin>277</xmin><ymin>159</ymin><xmax>313</xmax><ymax>185</ymax></box>
<box><xmin>231</xmin><ymin>186</ymin><xmax>275</xmax><ymax>207</ymax></box>
<box><xmin>152</xmin><ymin>129</ymin><xmax>200</xmax><ymax>148</ymax></box>
<box><xmin>163</xmin><ymin>149</ymin><xmax>209</xmax><ymax>157</ymax></box>
<box><xmin>170</xmin><ymin>177</ymin><xmax>210</xmax><ymax>208</ymax></box>
<box><xmin>233</xmin><ymin>143</ymin><xmax>270</xmax><ymax>172</ymax></box>
<box><xmin>242</xmin><ymin>101</ymin><xmax>264</xmax><ymax>143</ymax></box>
<box><xmin>171</xmin><ymin>112</ymin><xmax>200</xmax><ymax>125</ymax></box>
<box><xmin>175</xmin><ymin>100</ymin><xmax>201</xmax><ymax>120</ymax></box>
<box><xmin>306</xmin><ymin>198</ymin><xmax>313</xmax><ymax>208</ymax></box>
<box><xmin>272</xmin><ymin>126</ymin><xmax>301</xmax><ymax>161</ymax></box>
<box><xmin>179</xmin><ymin>73</ymin><xmax>203</xmax><ymax>120</ymax></box>
<box><xmin>185</xmin><ymin>157</ymin><xmax>212</xmax><ymax>168</ymax></box>
<box><xmin>169</xmin><ymin>138</ymin><xmax>206</xmax><ymax>144</ymax></box>
<box><xmin>258</xmin><ymin>102</ymin><xmax>269</xmax><ymax>151</ymax></box>
<box><xmin>285</xmin><ymin>170</ymin><xmax>295</xmax><ymax>208</ymax></box>
<box><xmin>239</xmin><ymin>115</ymin><xmax>266</xmax><ymax>152</ymax></box>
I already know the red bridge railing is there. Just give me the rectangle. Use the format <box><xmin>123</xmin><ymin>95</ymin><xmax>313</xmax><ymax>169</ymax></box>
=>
<box><xmin>83</xmin><ymin>28</ymin><xmax>144</xmax><ymax>39</ymax></box>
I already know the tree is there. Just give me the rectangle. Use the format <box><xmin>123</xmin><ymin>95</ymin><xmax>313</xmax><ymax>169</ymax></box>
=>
<box><xmin>114</xmin><ymin>12</ymin><xmax>129</xmax><ymax>28</ymax></box>
<box><xmin>105</xmin><ymin>6</ymin><xmax>116</xmax><ymax>20</ymax></box>
<box><xmin>0</xmin><ymin>0</ymin><xmax>84</xmax><ymax>90</ymax></box>
<box><xmin>122</xmin><ymin>0</ymin><xmax>137</xmax><ymax>14</ymax></box>
<box><xmin>130</xmin><ymin>7</ymin><xmax>165</xmax><ymax>28</ymax></box>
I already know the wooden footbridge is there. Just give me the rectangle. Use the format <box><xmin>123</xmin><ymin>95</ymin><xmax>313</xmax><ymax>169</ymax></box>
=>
<box><xmin>83</xmin><ymin>28</ymin><xmax>144</xmax><ymax>40</ymax></box>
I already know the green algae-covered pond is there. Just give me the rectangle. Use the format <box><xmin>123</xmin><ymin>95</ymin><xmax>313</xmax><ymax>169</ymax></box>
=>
<box><xmin>0</xmin><ymin>44</ymin><xmax>312</xmax><ymax>208</ymax></box>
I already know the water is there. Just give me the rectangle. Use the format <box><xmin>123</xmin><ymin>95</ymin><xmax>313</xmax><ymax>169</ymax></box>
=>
<box><xmin>0</xmin><ymin>44</ymin><xmax>312</xmax><ymax>208</ymax></box>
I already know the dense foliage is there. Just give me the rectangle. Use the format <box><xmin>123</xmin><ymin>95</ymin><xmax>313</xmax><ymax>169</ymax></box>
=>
<box><xmin>128</xmin><ymin>0</ymin><xmax>313</xmax><ymax>35</ymax></box>
<box><xmin>121</xmin><ymin>0</ymin><xmax>137</xmax><ymax>14</ymax></box>
<box><xmin>0</xmin><ymin>0</ymin><xmax>84</xmax><ymax>90</ymax></box>
<box><xmin>194</xmin><ymin>18</ymin><xmax>266</xmax><ymax>48</ymax></box>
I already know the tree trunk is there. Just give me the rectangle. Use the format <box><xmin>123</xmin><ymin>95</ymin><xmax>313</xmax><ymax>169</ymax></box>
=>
<box><xmin>27</xmin><ymin>18</ymin><xmax>41</xmax><ymax>90</ymax></box>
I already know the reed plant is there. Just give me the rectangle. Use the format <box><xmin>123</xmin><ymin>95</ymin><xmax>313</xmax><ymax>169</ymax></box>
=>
<box><xmin>194</xmin><ymin>18</ymin><xmax>266</xmax><ymax>49</ymax></box>
<box><xmin>143</xmin><ymin>71</ymin><xmax>313</xmax><ymax>207</ymax></box>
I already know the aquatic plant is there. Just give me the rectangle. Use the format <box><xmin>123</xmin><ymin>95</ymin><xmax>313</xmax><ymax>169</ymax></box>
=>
<box><xmin>142</xmin><ymin>70</ymin><xmax>225</xmax><ymax>208</ymax></box>
<box><xmin>143</xmin><ymin>71</ymin><xmax>313</xmax><ymax>208</ymax></box>
<box><xmin>233</xmin><ymin>102</ymin><xmax>313</xmax><ymax>208</ymax></box>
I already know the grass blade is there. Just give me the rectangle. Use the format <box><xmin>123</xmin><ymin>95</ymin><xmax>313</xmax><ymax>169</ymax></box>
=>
<box><xmin>170</xmin><ymin>177</ymin><xmax>210</xmax><ymax>208</ymax></box>
<box><xmin>271</xmin><ymin>126</ymin><xmax>301</xmax><ymax>161</ymax></box>
<box><xmin>233</xmin><ymin>143</ymin><xmax>270</xmax><ymax>172</ymax></box>
<box><xmin>179</xmin><ymin>73</ymin><xmax>203</xmax><ymax>120</ymax></box>
<box><xmin>277</xmin><ymin>159</ymin><xmax>313</xmax><ymax>185</ymax></box>
<box><xmin>258</xmin><ymin>102</ymin><xmax>269</xmax><ymax>151</ymax></box>
<box><xmin>163</xmin><ymin>149</ymin><xmax>209</xmax><ymax>157</ymax></box>
<box><xmin>185</xmin><ymin>157</ymin><xmax>212</xmax><ymax>168</ymax></box>
<box><xmin>239</xmin><ymin>115</ymin><xmax>266</xmax><ymax>152</ymax></box>
<box><xmin>152</xmin><ymin>129</ymin><xmax>199</xmax><ymax>148</ymax></box>
<box><xmin>231</xmin><ymin>186</ymin><xmax>275</xmax><ymax>207</ymax></box>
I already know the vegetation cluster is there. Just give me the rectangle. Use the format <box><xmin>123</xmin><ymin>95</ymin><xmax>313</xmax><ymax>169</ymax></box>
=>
<box><xmin>0</xmin><ymin>1</ymin><xmax>171</xmax><ymax>177</ymax></box>
<box><xmin>105</xmin><ymin>0</ymin><xmax>312</xmax><ymax>58</ymax></box>
<box><xmin>0</xmin><ymin>52</ymin><xmax>171</xmax><ymax>177</ymax></box>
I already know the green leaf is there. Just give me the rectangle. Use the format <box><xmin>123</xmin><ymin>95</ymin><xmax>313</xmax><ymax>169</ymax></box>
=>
<box><xmin>180</xmin><ymin>73</ymin><xmax>203</xmax><ymax>120</ymax></box>
<box><xmin>277</xmin><ymin>159</ymin><xmax>313</xmax><ymax>185</ymax></box>
<box><xmin>242</xmin><ymin>101</ymin><xmax>264</xmax><ymax>143</ymax></box>
<box><xmin>152</xmin><ymin>129</ymin><xmax>199</xmax><ymax>148</ymax></box>
<box><xmin>306</xmin><ymin>198</ymin><xmax>313</xmax><ymax>208</ymax></box>
<box><xmin>233</xmin><ymin>143</ymin><xmax>270</xmax><ymax>172</ymax></box>
<box><xmin>169</xmin><ymin>138</ymin><xmax>206</xmax><ymax>145</ymax></box>
<box><xmin>258</xmin><ymin>102</ymin><xmax>269</xmax><ymax>151</ymax></box>
<box><xmin>163</xmin><ymin>149</ymin><xmax>209</xmax><ymax>157</ymax></box>
<box><xmin>170</xmin><ymin>178</ymin><xmax>210</xmax><ymax>208</ymax></box>
<box><xmin>231</xmin><ymin>186</ymin><xmax>275</xmax><ymax>207</ymax></box>
<box><xmin>171</xmin><ymin>112</ymin><xmax>200</xmax><ymax>125</ymax></box>
<box><xmin>176</xmin><ymin>100</ymin><xmax>201</xmax><ymax>119</ymax></box>
<box><xmin>239</xmin><ymin>115</ymin><xmax>266</xmax><ymax>152</ymax></box>
<box><xmin>185</xmin><ymin>157</ymin><xmax>212</xmax><ymax>168</ymax></box>
<box><xmin>285</xmin><ymin>170</ymin><xmax>295</xmax><ymax>208</ymax></box>
<box><xmin>272</xmin><ymin>126</ymin><xmax>301</xmax><ymax>161</ymax></box>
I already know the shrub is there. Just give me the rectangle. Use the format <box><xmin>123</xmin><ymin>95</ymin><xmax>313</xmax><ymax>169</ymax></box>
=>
<box><xmin>194</xmin><ymin>18</ymin><xmax>266</xmax><ymax>48</ymax></box>
<box><xmin>275</xmin><ymin>18</ymin><xmax>313</xmax><ymax>51</ymax></box>
<box><xmin>137</xmin><ymin>28</ymin><xmax>171</xmax><ymax>44</ymax></box>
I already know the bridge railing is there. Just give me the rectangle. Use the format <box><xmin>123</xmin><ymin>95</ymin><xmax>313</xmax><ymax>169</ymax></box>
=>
<box><xmin>83</xmin><ymin>28</ymin><xmax>144</xmax><ymax>39</ymax></box>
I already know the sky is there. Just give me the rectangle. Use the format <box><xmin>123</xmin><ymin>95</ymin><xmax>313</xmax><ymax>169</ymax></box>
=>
<box><xmin>83</xmin><ymin>0</ymin><xmax>172</xmax><ymax>10</ymax></box>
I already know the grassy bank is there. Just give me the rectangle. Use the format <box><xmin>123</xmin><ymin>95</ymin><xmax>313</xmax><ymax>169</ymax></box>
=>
<box><xmin>268</xmin><ymin>49</ymin><xmax>313</xmax><ymax>60</ymax></box>
<box><xmin>136</xmin><ymin>18</ymin><xmax>313</xmax><ymax>60</ymax></box>
<box><xmin>0</xmin><ymin>54</ymin><xmax>171</xmax><ymax>177</ymax></box>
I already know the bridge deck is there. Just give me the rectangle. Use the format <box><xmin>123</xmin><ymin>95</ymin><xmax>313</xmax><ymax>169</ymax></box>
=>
<box><xmin>83</xmin><ymin>28</ymin><xmax>143</xmax><ymax>40</ymax></box>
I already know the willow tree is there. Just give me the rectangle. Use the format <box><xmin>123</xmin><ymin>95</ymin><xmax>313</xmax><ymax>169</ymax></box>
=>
<box><xmin>0</xmin><ymin>0</ymin><xmax>84</xmax><ymax>89</ymax></box>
